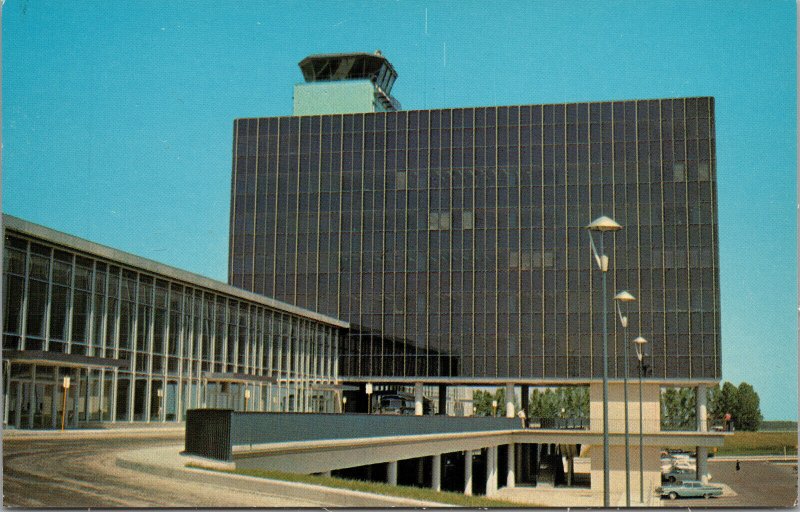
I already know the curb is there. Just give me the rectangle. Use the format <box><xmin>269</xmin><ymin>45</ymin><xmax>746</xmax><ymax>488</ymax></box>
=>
<box><xmin>115</xmin><ymin>448</ymin><xmax>451</xmax><ymax>508</ymax></box>
<box><xmin>3</xmin><ymin>428</ymin><xmax>184</xmax><ymax>440</ymax></box>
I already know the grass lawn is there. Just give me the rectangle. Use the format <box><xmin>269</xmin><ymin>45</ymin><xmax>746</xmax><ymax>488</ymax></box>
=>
<box><xmin>187</xmin><ymin>464</ymin><xmax>531</xmax><ymax>507</ymax></box>
<box><xmin>716</xmin><ymin>431</ymin><xmax>798</xmax><ymax>456</ymax></box>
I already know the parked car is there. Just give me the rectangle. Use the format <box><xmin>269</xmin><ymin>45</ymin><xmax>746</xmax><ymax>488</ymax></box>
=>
<box><xmin>662</xmin><ymin>467</ymin><xmax>695</xmax><ymax>483</ymax></box>
<box><xmin>657</xmin><ymin>480</ymin><xmax>723</xmax><ymax>500</ymax></box>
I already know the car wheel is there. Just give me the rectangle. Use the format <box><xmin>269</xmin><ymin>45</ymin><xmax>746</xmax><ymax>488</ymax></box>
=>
<box><xmin>668</xmin><ymin>492</ymin><xmax>678</xmax><ymax>500</ymax></box>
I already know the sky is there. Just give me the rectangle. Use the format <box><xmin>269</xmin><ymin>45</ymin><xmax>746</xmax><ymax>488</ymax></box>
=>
<box><xmin>3</xmin><ymin>1</ymin><xmax>796</xmax><ymax>419</ymax></box>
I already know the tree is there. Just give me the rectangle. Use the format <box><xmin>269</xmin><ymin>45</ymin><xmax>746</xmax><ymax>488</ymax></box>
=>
<box><xmin>709</xmin><ymin>381</ymin><xmax>738</xmax><ymax>427</ymax></box>
<box><xmin>473</xmin><ymin>388</ymin><xmax>507</xmax><ymax>417</ymax></box>
<box><xmin>660</xmin><ymin>380</ymin><xmax>764</xmax><ymax>432</ymax></box>
<box><xmin>660</xmin><ymin>387</ymin><xmax>697</xmax><ymax>430</ymax></box>
<box><xmin>527</xmin><ymin>387</ymin><xmax>589</xmax><ymax>418</ymax></box>
<box><xmin>734</xmin><ymin>382</ymin><xmax>763</xmax><ymax>431</ymax></box>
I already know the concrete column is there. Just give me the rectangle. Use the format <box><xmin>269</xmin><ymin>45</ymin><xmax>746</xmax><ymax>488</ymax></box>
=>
<box><xmin>387</xmin><ymin>461</ymin><xmax>398</xmax><ymax>485</ymax></box>
<box><xmin>414</xmin><ymin>382</ymin><xmax>424</xmax><ymax>416</ymax></box>
<box><xmin>567</xmin><ymin>454</ymin><xmax>574</xmax><ymax>486</ymax></box>
<box><xmin>486</xmin><ymin>446</ymin><xmax>498</xmax><ymax>496</ymax></box>
<box><xmin>432</xmin><ymin>454</ymin><xmax>442</xmax><ymax>491</ymax></box>
<box><xmin>696</xmin><ymin>384</ymin><xmax>708</xmax><ymax>432</ymax></box>
<box><xmin>696</xmin><ymin>446</ymin><xmax>709</xmax><ymax>484</ymax></box>
<box><xmin>505</xmin><ymin>383</ymin><xmax>515</xmax><ymax>418</ymax></box>
<box><xmin>321</xmin><ymin>470</ymin><xmax>332</xmax><ymax>477</ymax></box>
<box><xmin>464</xmin><ymin>450</ymin><xmax>473</xmax><ymax>496</ymax></box>
<box><xmin>521</xmin><ymin>385</ymin><xmax>529</xmax><ymax>415</ymax></box>
<box><xmin>506</xmin><ymin>443</ymin><xmax>516</xmax><ymax>488</ymax></box>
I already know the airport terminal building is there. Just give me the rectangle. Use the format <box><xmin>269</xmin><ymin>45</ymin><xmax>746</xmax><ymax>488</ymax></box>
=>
<box><xmin>2</xmin><ymin>215</ymin><xmax>346</xmax><ymax>429</ymax></box>
<box><xmin>3</xmin><ymin>51</ymin><xmax>723</xmax><ymax>499</ymax></box>
<box><xmin>229</xmin><ymin>52</ymin><xmax>720</xmax><ymax>385</ymax></box>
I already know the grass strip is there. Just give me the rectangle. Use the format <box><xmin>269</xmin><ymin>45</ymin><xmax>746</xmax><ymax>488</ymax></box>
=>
<box><xmin>715</xmin><ymin>431</ymin><xmax>798</xmax><ymax>456</ymax></box>
<box><xmin>187</xmin><ymin>463</ymin><xmax>532</xmax><ymax>507</ymax></box>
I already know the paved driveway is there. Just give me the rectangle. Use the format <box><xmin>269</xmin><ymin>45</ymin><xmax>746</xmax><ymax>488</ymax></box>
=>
<box><xmin>3</xmin><ymin>431</ymin><xmax>326</xmax><ymax>507</ymax></box>
<box><xmin>665</xmin><ymin>459</ymin><xmax>797</xmax><ymax>507</ymax></box>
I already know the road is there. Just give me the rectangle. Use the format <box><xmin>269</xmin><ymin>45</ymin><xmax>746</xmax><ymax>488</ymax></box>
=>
<box><xmin>3</xmin><ymin>432</ymin><xmax>326</xmax><ymax>508</ymax></box>
<box><xmin>668</xmin><ymin>459</ymin><xmax>797</xmax><ymax>507</ymax></box>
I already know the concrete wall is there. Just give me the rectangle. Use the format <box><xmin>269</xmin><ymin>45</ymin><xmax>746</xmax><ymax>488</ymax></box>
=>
<box><xmin>589</xmin><ymin>444</ymin><xmax>662</xmax><ymax>505</ymax></box>
<box><xmin>590</xmin><ymin>382</ymin><xmax>661</xmax><ymax>433</ymax></box>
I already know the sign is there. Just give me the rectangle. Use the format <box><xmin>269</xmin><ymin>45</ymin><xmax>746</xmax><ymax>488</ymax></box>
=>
<box><xmin>156</xmin><ymin>388</ymin><xmax>164</xmax><ymax>398</ymax></box>
<box><xmin>244</xmin><ymin>389</ymin><xmax>251</xmax><ymax>399</ymax></box>
<box><xmin>365</xmin><ymin>383</ymin><xmax>373</xmax><ymax>395</ymax></box>
<box><xmin>62</xmin><ymin>376</ymin><xmax>71</xmax><ymax>389</ymax></box>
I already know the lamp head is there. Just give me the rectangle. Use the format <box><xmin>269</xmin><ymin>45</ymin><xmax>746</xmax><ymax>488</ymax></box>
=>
<box><xmin>633</xmin><ymin>336</ymin><xmax>648</xmax><ymax>361</ymax></box>
<box><xmin>586</xmin><ymin>215</ymin><xmax>622</xmax><ymax>232</ymax></box>
<box><xmin>614</xmin><ymin>291</ymin><xmax>636</xmax><ymax>302</ymax></box>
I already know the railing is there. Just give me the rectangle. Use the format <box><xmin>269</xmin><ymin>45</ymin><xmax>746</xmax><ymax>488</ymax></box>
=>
<box><xmin>527</xmin><ymin>417</ymin><xmax>590</xmax><ymax>430</ymax></box>
<box><xmin>185</xmin><ymin>409</ymin><xmax>519</xmax><ymax>461</ymax></box>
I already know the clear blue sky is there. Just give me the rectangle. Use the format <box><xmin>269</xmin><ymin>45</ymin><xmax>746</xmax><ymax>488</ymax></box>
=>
<box><xmin>3</xmin><ymin>1</ymin><xmax>796</xmax><ymax>419</ymax></box>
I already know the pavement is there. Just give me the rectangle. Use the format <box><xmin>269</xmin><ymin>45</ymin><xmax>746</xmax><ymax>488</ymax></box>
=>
<box><xmin>3</xmin><ymin>428</ymin><xmax>448</xmax><ymax>508</ymax></box>
<box><xmin>117</xmin><ymin>444</ymin><xmax>449</xmax><ymax>507</ymax></box>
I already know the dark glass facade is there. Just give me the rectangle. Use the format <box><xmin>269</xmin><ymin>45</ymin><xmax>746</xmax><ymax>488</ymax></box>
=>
<box><xmin>229</xmin><ymin>98</ymin><xmax>719</xmax><ymax>381</ymax></box>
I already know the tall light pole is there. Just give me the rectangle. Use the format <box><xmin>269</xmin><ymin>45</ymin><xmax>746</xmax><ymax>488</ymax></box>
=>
<box><xmin>614</xmin><ymin>290</ymin><xmax>636</xmax><ymax>507</ymax></box>
<box><xmin>586</xmin><ymin>215</ymin><xmax>622</xmax><ymax>507</ymax></box>
<box><xmin>634</xmin><ymin>336</ymin><xmax>648</xmax><ymax>504</ymax></box>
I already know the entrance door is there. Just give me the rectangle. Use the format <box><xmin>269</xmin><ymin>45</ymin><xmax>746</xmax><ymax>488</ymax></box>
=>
<box><xmin>32</xmin><ymin>383</ymin><xmax>55</xmax><ymax>429</ymax></box>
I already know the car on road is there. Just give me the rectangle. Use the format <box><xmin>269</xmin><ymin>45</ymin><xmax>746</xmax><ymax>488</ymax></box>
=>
<box><xmin>657</xmin><ymin>480</ymin><xmax>723</xmax><ymax>500</ymax></box>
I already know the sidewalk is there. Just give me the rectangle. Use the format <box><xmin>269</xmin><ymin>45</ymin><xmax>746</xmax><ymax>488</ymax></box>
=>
<box><xmin>116</xmin><ymin>444</ymin><xmax>452</xmax><ymax>508</ymax></box>
<box><xmin>3</xmin><ymin>426</ymin><xmax>184</xmax><ymax>440</ymax></box>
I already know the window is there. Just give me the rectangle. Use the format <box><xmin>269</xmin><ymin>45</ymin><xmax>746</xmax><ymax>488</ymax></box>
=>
<box><xmin>462</xmin><ymin>211</ymin><xmax>474</xmax><ymax>230</ymax></box>
<box><xmin>697</xmin><ymin>162</ymin><xmax>710</xmax><ymax>181</ymax></box>
<box><xmin>428</xmin><ymin>211</ymin><xmax>451</xmax><ymax>231</ymax></box>
<box><xmin>395</xmin><ymin>171</ymin><xmax>407</xmax><ymax>190</ymax></box>
<box><xmin>673</xmin><ymin>162</ymin><xmax>686</xmax><ymax>182</ymax></box>
<box><xmin>428</xmin><ymin>212</ymin><xmax>439</xmax><ymax>231</ymax></box>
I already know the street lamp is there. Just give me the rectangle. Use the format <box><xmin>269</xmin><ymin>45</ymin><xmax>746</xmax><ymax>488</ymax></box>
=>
<box><xmin>342</xmin><ymin>396</ymin><xmax>347</xmax><ymax>413</ymax></box>
<box><xmin>586</xmin><ymin>215</ymin><xmax>622</xmax><ymax>507</ymax></box>
<box><xmin>614</xmin><ymin>290</ymin><xmax>636</xmax><ymax>507</ymax></box>
<box><xmin>244</xmin><ymin>388</ymin><xmax>251</xmax><ymax>411</ymax></box>
<box><xmin>634</xmin><ymin>336</ymin><xmax>649</xmax><ymax>504</ymax></box>
<box><xmin>491</xmin><ymin>400</ymin><xmax>498</xmax><ymax>417</ymax></box>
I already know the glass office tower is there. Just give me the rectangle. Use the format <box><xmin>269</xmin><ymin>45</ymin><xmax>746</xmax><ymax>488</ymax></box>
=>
<box><xmin>229</xmin><ymin>97</ymin><xmax>719</xmax><ymax>382</ymax></box>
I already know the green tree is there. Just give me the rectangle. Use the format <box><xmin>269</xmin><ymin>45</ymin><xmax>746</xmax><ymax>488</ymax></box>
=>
<box><xmin>473</xmin><ymin>388</ymin><xmax>507</xmax><ymax>417</ymax></box>
<box><xmin>527</xmin><ymin>387</ymin><xmax>589</xmax><ymax>418</ymax></box>
<box><xmin>734</xmin><ymin>382</ymin><xmax>763</xmax><ymax>431</ymax></box>
<box><xmin>660</xmin><ymin>387</ymin><xmax>696</xmax><ymax>430</ymax></box>
<box><xmin>712</xmin><ymin>381</ymin><xmax>739</xmax><ymax>422</ymax></box>
<box><xmin>661</xmin><ymin>381</ymin><xmax>763</xmax><ymax>432</ymax></box>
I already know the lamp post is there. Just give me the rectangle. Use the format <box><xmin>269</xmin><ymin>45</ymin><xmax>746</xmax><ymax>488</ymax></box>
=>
<box><xmin>244</xmin><ymin>388</ymin><xmax>251</xmax><ymax>411</ymax></box>
<box><xmin>614</xmin><ymin>290</ymin><xmax>636</xmax><ymax>507</ymax></box>
<box><xmin>586</xmin><ymin>215</ymin><xmax>622</xmax><ymax>507</ymax></box>
<box><xmin>156</xmin><ymin>387</ymin><xmax>164</xmax><ymax>421</ymax></box>
<box><xmin>491</xmin><ymin>400</ymin><xmax>498</xmax><ymax>417</ymax></box>
<box><xmin>634</xmin><ymin>336</ymin><xmax>648</xmax><ymax>504</ymax></box>
<box><xmin>342</xmin><ymin>396</ymin><xmax>347</xmax><ymax>414</ymax></box>
<box><xmin>365</xmin><ymin>383</ymin><xmax>373</xmax><ymax>414</ymax></box>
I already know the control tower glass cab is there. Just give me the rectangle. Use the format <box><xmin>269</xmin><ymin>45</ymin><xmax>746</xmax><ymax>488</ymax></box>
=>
<box><xmin>293</xmin><ymin>51</ymin><xmax>401</xmax><ymax>115</ymax></box>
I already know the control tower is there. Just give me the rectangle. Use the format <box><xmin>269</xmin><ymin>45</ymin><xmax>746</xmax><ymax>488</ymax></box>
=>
<box><xmin>293</xmin><ymin>51</ymin><xmax>401</xmax><ymax>116</ymax></box>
